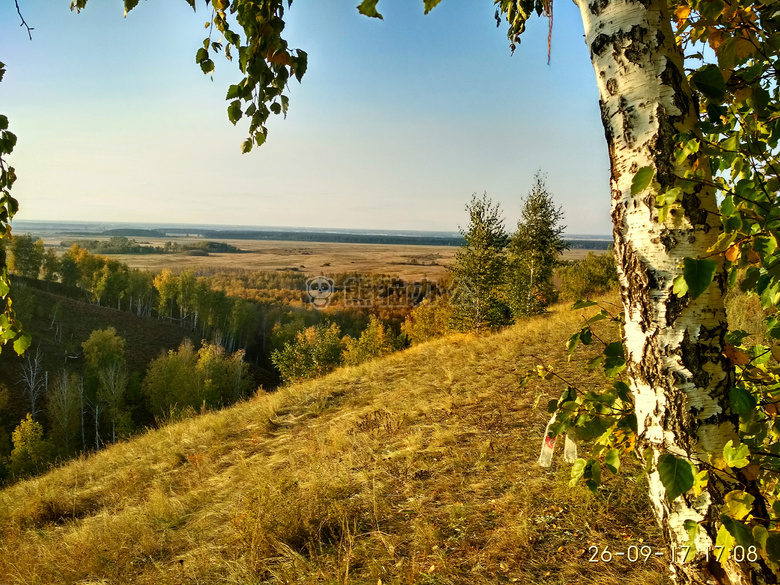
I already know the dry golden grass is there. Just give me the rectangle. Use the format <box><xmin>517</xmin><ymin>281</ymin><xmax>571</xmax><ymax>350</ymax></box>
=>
<box><xmin>43</xmin><ymin>236</ymin><xmax>602</xmax><ymax>281</ymax></box>
<box><xmin>0</xmin><ymin>295</ymin><xmax>669</xmax><ymax>584</ymax></box>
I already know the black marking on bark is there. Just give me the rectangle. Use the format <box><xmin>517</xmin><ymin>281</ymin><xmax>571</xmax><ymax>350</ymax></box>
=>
<box><xmin>612</xmin><ymin>205</ymin><xmax>652</xmax><ymax>330</ymax></box>
<box><xmin>665</xmin><ymin>291</ymin><xmax>687</xmax><ymax>326</ymax></box>
<box><xmin>591</xmin><ymin>33</ymin><xmax>613</xmax><ymax>58</ymax></box>
<box><xmin>617</xmin><ymin>96</ymin><xmax>636</xmax><ymax>148</ymax></box>
<box><xmin>659</xmin><ymin>59</ymin><xmax>689</xmax><ymax>118</ymax></box>
<box><xmin>655</xmin><ymin>28</ymin><xmax>665</xmax><ymax>49</ymax></box>
<box><xmin>599</xmin><ymin>100</ymin><xmax>620</xmax><ymax>184</ymax></box>
<box><xmin>589</xmin><ymin>0</ymin><xmax>608</xmax><ymax>16</ymax></box>
<box><xmin>624</xmin><ymin>25</ymin><xmax>651</xmax><ymax>65</ymax></box>
<box><xmin>681</xmin><ymin>191</ymin><xmax>709</xmax><ymax>228</ymax></box>
<box><xmin>636</xmin><ymin>331</ymin><xmax>662</xmax><ymax>387</ymax></box>
<box><xmin>660</xmin><ymin>230</ymin><xmax>677</xmax><ymax>252</ymax></box>
<box><xmin>606</xmin><ymin>78</ymin><xmax>618</xmax><ymax>96</ymax></box>
<box><xmin>679</xmin><ymin>329</ymin><xmax>710</xmax><ymax>390</ymax></box>
<box><xmin>649</xmin><ymin>105</ymin><xmax>679</xmax><ymax>189</ymax></box>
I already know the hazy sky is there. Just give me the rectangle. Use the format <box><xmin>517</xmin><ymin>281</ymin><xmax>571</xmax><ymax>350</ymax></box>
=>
<box><xmin>0</xmin><ymin>0</ymin><xmax>611</xmax><ymax>234</ymax></box>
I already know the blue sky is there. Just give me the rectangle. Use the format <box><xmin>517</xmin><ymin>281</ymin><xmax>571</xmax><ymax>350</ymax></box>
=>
<box><xmin>0</xmin><ymin>0</ymin><xmax>611</xmax><ymax>234</ymax></box>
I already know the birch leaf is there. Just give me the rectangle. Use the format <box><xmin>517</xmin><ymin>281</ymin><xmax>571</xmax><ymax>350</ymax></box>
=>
<box><xmin>723</xmin><ymin>440</ymin><xmax>750</xmax><ymax>468</ymax></box>
<box><xmin>631</xmin><ymin>166</ymin><xmax>654</xmax><ymax>195</ymax></box>
<box><xmin>658</xmin><ymin>453</ymin><xmax>694</xmax><ymax>503</ymax></box>
<box><xmin>683</xmin><ymin>257</ymin><xmax>717</xmax><ymax>299</ymax></box>
<box><xmin>720</xmin><ymin>515</ymin><xmax>755</xmax><ymax>549</ymax></box>
<box><xmin>723</xmin><ymin>490</ymin><xmax>755</xmax><ymax>521</ymax></box>
<box><xmin>357</xmin><ymin>0</ymin><xmax>383</xmax><ymax>18</ymax></box>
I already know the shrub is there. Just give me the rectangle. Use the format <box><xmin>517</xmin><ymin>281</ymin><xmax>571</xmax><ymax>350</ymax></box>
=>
<box><xmin>271</xmin><ymin>323</ymin><xmax>345</xmax><ymax>384</ymax></box>
<box><xmin>401</xmin><ymin>299</ymin><xmax>453</xmax><ymax>345</ymax></box>
<box><xmin>342</xmin><ymin>315</ymin><xmax>394</xmax><ymax>366</ymax></box>
<box><xmin>558</xmin><ymin>251</ymin><xmax>618</xmax><ymax>301</ymax></box>
<box><xmin>9</xmin><ymin>414</ymin><xmax>52</xmax><ymax>479</ymax></box>
<box><xmin>143</xmin><ymin>340</ymin><xmax>253</xmax><ymax>420</ymax></box>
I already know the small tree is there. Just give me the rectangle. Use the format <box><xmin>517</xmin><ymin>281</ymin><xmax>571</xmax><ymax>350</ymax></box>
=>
<box><xmin>9</xmin><ymin>234</ymin><xmax>44</xmax><ymax>279</ymax></box>
<box><xmin>82</xmin><ymin>327</ymin><xmax>126</xmax><ymax>448</ymax></box>
<box><xmin>401</xmin><ymin>298</ymin><xmax>453</xmax><ymax>345</ymax></box>
<box><xmin>507</xmin><ymin>172</ymin><xmax>567</xmax><ymax>317</ymax></box>
<box><xmin>449</xmin><ymin>193</ymin><xmax>511</xmax><ymax>333</ymax></box>
<box><xmin>82</xmin><ymin>327</ymin><xmax>126</xmax><ymax>373</ymax></box>
<box><xmin>58</xmin><ymin>254</ymin><xmax>80</xmax><ymax>287</ymax></box>
<box><xmin>18</xmin><ymin>345</ymin><xmax>46</xmax><ymax>421</ymax></box>
<box><xmin>143</xmin><ymin>340</ymin><xmax>253</xmax><ymax>419</ymax></box>
<box><xmin>271</xmin><ymin>322</ymin><xmax>344</xmax><ymax>384</ymax></box>
<box><xmin>42</xmin><ymin>249</ymin><xmax>60</xmax><ymax>282</ymax></box>
<box><xmin>9</xmin><ymin>414</ymin><xmax>51</xmax><ymax>479</ymax></box>
<box><xmin>342</xmin><ymin>315</ymin><xmax>394</xmax><ymax>366</ymax></box>
<box><xmin>98</xmin><ymin>363</ymin><xmax>129</xmax><ymax>443</ymax></box>
<box><xmin>47</xmin><ymin>371</ymin><xmax>83</xmax><ymax>456</ymax></box>
<box><xmin>154</xmin><ymin>269</ymin><xmax>179</xmax><ymax>319</ymax></box>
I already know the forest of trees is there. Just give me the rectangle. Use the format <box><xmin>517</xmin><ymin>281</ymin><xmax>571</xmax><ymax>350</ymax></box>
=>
<box><xmin>0</xmin><ymin>204</ymin><xmax>617</xmax><ymax>484</ymax></box>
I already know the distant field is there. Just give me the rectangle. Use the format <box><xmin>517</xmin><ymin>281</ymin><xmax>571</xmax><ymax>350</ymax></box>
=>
<box><xmin>43</xmin><ymin>236</ymin><xmax>605</xmax><ymax>280</ymax></box>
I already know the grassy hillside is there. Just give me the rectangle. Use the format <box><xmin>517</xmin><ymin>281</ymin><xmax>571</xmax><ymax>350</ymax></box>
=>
<box><xmin>0</xmin><ymin>299</ymin><xmax>669</xmax><ymax>584</ymax></box>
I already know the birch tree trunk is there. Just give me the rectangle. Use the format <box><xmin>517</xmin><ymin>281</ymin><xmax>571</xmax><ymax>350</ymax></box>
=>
<box><xmin>571</xmin><ymin>0</ymin><xmax>770</xmax><ymax>582</ymax></box>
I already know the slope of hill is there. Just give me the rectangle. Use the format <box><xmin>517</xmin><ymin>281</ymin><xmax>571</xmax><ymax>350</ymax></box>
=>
<box><xmin>0</xmin><ymin>300</ymin><xmax>668</xmax><ymax>585</ymax></box>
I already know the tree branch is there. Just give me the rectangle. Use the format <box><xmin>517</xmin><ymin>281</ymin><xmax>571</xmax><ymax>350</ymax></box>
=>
<box><xmin>15</xmin><ymin>0</ymin><xmax>34</xmax><ymax>41</ymax></box>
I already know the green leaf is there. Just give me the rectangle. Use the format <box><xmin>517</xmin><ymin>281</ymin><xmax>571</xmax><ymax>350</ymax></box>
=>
<box><xmin>605</xmin><ymin>448</ymin><xmax>620</xmax><ymax>474</ymax></box>
<box><xmin>613</xmin><ymin>380</ymin><xmax>631</xmax><ymax>401</ymax></box>
<box><xmin>423</xmin><ymin>0</ymin><xmax>443</xmax><ymax>13</ymax></box>
<box><xmin>123</xmin><ymin>0</ymin><xmax>140</xmax><ymax>17</ymax></box>
<box><xmin>672</xmin><ymin>274</ymin><xmax>689</xmax><ymax>297</ymax></box>
<box><xmin>566</xmin><ymin>332</ymin><xmax>580</xmax><ymax>357</ymax></box>
<box><xmin>720</xmin><ymin>515</ymin><xmax>755</xmax><ymax>549</ymax></box>
<box><xmin>766</xmin><ymin>533</ymin><xmax>780</xmax><ymax>564</ymax></box>
<box><xmin>584</xmin><ymin>310</ymin><xmax>608</xmax><ymax>326</ymax></box>
<box><xmin>570</xmin><ymin>458</ymin><xmax>587</xmax><ymax>487</ymax></box>
<box><xmin>241</xmin><ymin>138</ymin><xmax>253</xmax><ymax>154</ymax></box>
<box><xmin>227</xmin><ymin>100</ymin><xmax>242</xmax><ymax>125</ymax></box>
<box><xmin>691</xmin><ymin>65</ymin><xmax>727</xmax><ymax>101</ymax></box>
<box><xmin>631</xmin><ymin>166</ymin><xmax>654</xmax><ymax>195</ymax></box>
<box><xmin>199</xmin><ymin>59</ymin><xmax>215</xmax><ymax>75</ymax></box>
<box><xmin>13</xmin><ymin>332</ymin><xmax>31</xmax><ymax>355</ymax></box>
<box><xmin>754</xmin><ymin>236</ymin><xmax>777</xmax><ymax>257</ymax></box>
<box><xmin>723</xmin><ymin>490</ymin><xmax>754</xmax><ymax>521</ymax></box>
<box><xmin>604</xmin><ymin>342</ymin><xmax>624</xmax><ymax>358</ymax></box>
<box><xmin>584</xmin><ymin>459</ymin><xmax>601</xmax><ymax>493</ymax></box>
<box><xmin>729</xmin><ymin>387</ymin><xmax>756</xmax><ymax>414</ymax></box>
<box><xmin>572</xmin><ymin>299</ymin><xmax>597</xmax><ymax>309</ymax></box>
<box><xmin>574</xmin><ymin>416</ymin><xmax>609</xmax><ymax>441</ymax></box>
<box><xmin>226</xmin><ymin>84</ymin><xmax>241</xmax><ymax>100</ymax></box>
<box><xmin>684</xmin><ymin>520</ymin><xmax>698</xmax><ymax>559</ymax></box>
<box><xmin>357</xmin><ymin>0</ymin><xmax>383</xmax><ymax>18</ymax></box>
<box><xmin>195</xmin><ymin>47</ymin><xmax>208</xmax><ymax>64</ymax></box>
<box><xmin>699</xmin><ymin>0</ymin><xmax>724</xmax><ymax>20</ymax></box>
<box><xmin>657</xmin><ymin>453</ymin><xmax>694</xmax><ymax>503</ymax></box>
<box><xmin>723</xmin><ymin>440</ymin><xmax>750</xmax><ymax>468</ymax></box>
<box><xmin>683</xmin><ymin>257</ymin><xmax>717</xmax><ymax>299</ymax></box>
<box><xmin>603</xmin><ymin>356</ymin><xmax>626</xmax><ymax>378</ymax></box>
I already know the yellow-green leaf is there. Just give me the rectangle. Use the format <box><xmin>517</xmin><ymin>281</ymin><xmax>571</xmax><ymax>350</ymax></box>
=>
<box><xmin>723</xmin><ymin>490</ymin><xmax>754</xmax><ymax>521</ymax></box>
<box><xmin>723</xmin><ymin>440</ymin><xmax>750</xmax><ymax>468</ymax></box>
<box><xmin>631</xmin><ymin>166</ymin><xmax>654</xmax><ymax>195</ymax></box>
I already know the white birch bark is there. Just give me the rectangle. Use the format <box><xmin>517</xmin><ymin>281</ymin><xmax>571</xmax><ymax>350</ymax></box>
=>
<box><xmin>570</xmin><ymin>0</ymin><xmax>768</xmax><ymax>582</ymax></box>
